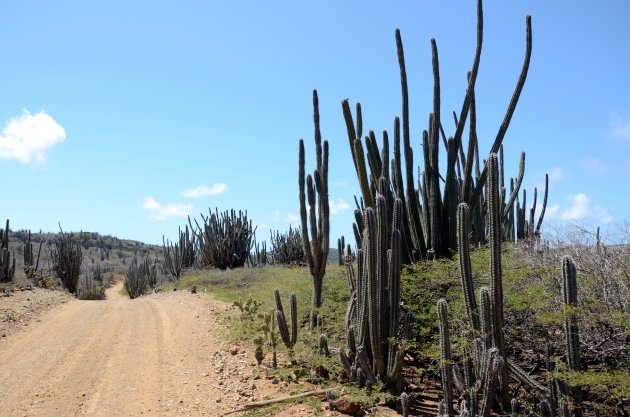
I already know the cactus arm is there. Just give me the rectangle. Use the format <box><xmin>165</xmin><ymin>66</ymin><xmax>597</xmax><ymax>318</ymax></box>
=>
<box><xmin>458</xmin><ymin>203</ymin><xmax>480</xmax><ymax>333</ymax></box>
<box><xmin>535</xmin><ymin>173</ymin><xmax>549</xmax><ymax>237</ymax></box>
<box><xmin>469</xmin><ymin>15</ymin><xmax>532</xmax><ymax>212</ymax></box>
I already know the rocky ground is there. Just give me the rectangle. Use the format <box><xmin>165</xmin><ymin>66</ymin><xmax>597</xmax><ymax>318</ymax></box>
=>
<box><xmin>0</xmin><ymin>283</ymin><xmax>400</xmax><ymax>416</ymax></box>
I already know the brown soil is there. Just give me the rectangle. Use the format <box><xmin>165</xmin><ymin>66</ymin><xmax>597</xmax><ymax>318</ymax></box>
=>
<box><xmin>0</xmin><ymin>283</ymin><xmax>402</xmax><ymax>416</ymax></box>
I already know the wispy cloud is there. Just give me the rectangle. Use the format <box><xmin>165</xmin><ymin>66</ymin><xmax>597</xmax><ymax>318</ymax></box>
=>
<box><xmin>330</xmin><ymin>198</ymin><xmax>350</xmax><ymax>215</ymax></box>
<box><xmin>547</xmin><ymin>167</ymin><xmax>567</xmax><ymax>183</ymax></box>
<box><xmin>141</xmin><ymin>197</ymin><xmax>192</xmax><ymax>221</ymax></box>
<box><xmin>0</xmin><ymin>110</ymin><xmax>66</xmax><ymax>165</ymax></box>
<box><xmin>286</xmin><ymin>213</ymin><xmax>299</xmax><ymax>222</ymax></box>
<box><xmin>608</xmin><ymin>111</ymin><xmax>630</xmax><ymax>141</ymax></box>
<box><xmin>582</xmin><ymin>156</ymin><xmax>610</xmax><ymax>176</ymax></box>
<box><xmin>332</xmin><ymin>181</ymin><xmax>349</xmax><ymax>188</ymax></box>
<box><xmin>181</xmin><ymin>183</ymin><xmax>227</xmax><ymax>199</ymax></box>
<box><xmin>546</xmin><ymin>193</ymin><xmax>613</xmax><ymax>225</ymax></box>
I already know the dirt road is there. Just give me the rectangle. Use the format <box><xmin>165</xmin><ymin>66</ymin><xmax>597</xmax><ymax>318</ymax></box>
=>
<box><xmin>0</xmin><ymin>283</ymin><xmax>288</xmax><ymax>417</ymax></box>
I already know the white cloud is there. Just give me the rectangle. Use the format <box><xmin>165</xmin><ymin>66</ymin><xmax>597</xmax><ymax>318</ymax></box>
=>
<box><xmin>560</xmin><ymin>193</ymin><xmax>591</xmax><ymax>222</ymax></box>
<box><xmin>545</xmin><ymin>193</ymin><xmax>613</xmax><ymax>225</ymax></box>
<box><xmin>329</xmin><ymin>198</ymin><xmax>351</xmax><ymax>215</ymax></box>
<box><xmin>286</xmin><ymin>213</ymin><xmax>299</xmax><ymax>222</ymax></box>
<box><xmin>141</xmin><ymin>197</ymin><xmax>192</xmax><ymax>221</ymax></box>
<box><xmin>181</xmin><ymin>183</ymin><xmax>227</xmax><ymax>199</ymax></box>
<box><xmin>0</xmin><ymin>110</ymin><xmax>66</xmax><ymax>165</ymax></box>
<box><xmin>608</xmin><ymin>111</ymin><xmax>630</xmax><ymax>141</ymax></box>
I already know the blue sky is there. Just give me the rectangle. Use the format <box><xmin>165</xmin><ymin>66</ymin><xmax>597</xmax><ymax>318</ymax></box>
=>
<box><xmin>1</xmin><ymin>1</ymin><xmax>628</xmax><ymax>245</ymax></box>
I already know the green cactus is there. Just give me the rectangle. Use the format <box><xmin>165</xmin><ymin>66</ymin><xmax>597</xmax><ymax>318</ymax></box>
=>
<box><xmin>337</xmin><ymin>235</ymin><xmax>345</xmax><ymax>266</ymax></box>
<box><xmin>437</xmin><ymin>298</ymin><xmax>454</xmax><ymax>416</ymax></box>
<box><xmin>535</xmin><ymin>173</ymin><xmax>549</xmax><ymax>239</ymax></box>
<box><xmin>562</xmin><ymin>255</ymin><xmax>583</xmax><ymax>416</ymax></box>
<box><xmin>339</xmin><ymin>0</ymin><xmax>537</xmax><ymax>262</ymax></box>
<box><xmin>480</xmin><ymin>348</ymin><xmax>500</xmax><ymax>417</ymax></box>
<box><xmin>458</xmin><ymin>203</ymin><xmax>480</xmax><ymax>334</ymax></box>
<box><xmin>0</xmin><ymin>219</ymin><xmax>16</xmax><ymax>283</ymax></box>
<box><xmin>298</xmin><ymin>90</ymin><xmax>330</xmax><ymax>328</ymax></box>
<box><xmin>486</xmin><ymin>153</ymin><xmax>511</xmax><ymax>409</ymax></box>
<box><xmin>541</xmin><ymin>400</ymin><xmax>553</xmax><ymax>417</ymax></box>
<box><xmin>274</xmin><ymin>289</ymin><xmax>298</xmax><ymax>349</ymax></box>
<box><xmin>342</xmin><ymin>191</ymin><xmax>406</xmax><ymax>392</ymax></box>
<box><xmin>401</xmin><ymin>392</ymin><xmax>410</xmax><ymax>417</ymax></box>
<box><xmin>319</xmin><ymin>334</ymin><xmax>330</xmax><ymax>357</ymax></box>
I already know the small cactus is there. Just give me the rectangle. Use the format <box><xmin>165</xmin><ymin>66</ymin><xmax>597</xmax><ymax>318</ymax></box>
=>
<box><xmin>401</xmin><ymin>392</ymin><xmax>410</xmax><ymax>417</ymax></box>
<box><xmin>274</xmin><ymin>289</ymin><xmax>298</xmax><ymax>349</ymax></box>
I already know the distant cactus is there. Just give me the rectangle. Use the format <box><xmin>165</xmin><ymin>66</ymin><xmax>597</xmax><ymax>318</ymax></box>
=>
<box><xmin>0</xmin><ymin>219</ymin><xmax>16</xmax><ymax>283</ymax></box>
<box><xmin>298</xmin><ymin>90</ymin><xmax>330</xmax><ymax>328</ymax></box>
<box><xmin>190</xmin><ymin>208</ymin><xmax>255</xmax><ymax>270</ymax></box>
<box><xmin>269</xmin><ymin>226</ymin><xmax>305</xmax><ymax>265</ymax></box>
<box><xmin>124</xmin><ymin>257</ymin><xmax>156</xmax><ymax>299</ymax></box>
<box><xmin>50</xmin><ymin>226</ymin><xmax>82</xmax><ymax>294</ymax></box>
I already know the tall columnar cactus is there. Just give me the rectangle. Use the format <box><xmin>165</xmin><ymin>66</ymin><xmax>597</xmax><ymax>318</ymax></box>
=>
<box><xmin>337</xmin><ymin>235</ymin><xmax>345</xmax><ymax>266</ymax></box>
<box><xmin>163</xmin><ymin>235</ymin><xmax>183</xmax><ymax>279</ymax></box>
<box><xmin>340</xmin><ymin>0</ymin><xmax>536</xmax><ymax>262</ymax></box>
<box><xmin>274</xmin><ymin>289</ymin><xmax>298</xmax><ymax>350</ymax></box>
<box><xmin>486</xmin><ymin>153</ymin><xmax>511</xmax><ymax>409</ymax></box>
<box><xmin>23</xmin><ymin>230</ymin><xmax>43</xmax><ymax>280</ymax></box>
<box><xmin>50</xmin><ymin>227</ymin><xmax>83</xmax><ymax>294</ymax></box>
<box><xmin>340</xmin><ymin>191</ymin><xmax>407</xmax><ymax>391</ymax></box>
<box><xmin>458</xmin><ymin>203</ymin><xmax>480</xmax><ymax>333</ymax></box>
<box><xmin>269</xmin><ymin>226</ymin><xmax>305</xmax><ymax>265</ymax></box>
<box><xmin>0</xmin><ymin>219</ymin><xmax>16</xmax><ymax>283</ymax></box>
<box><xmin>299</xmin><ymin>90</ymin><xmax>330</xmax><ymax>328</ymax></box>
<box><xmin>562</xmin><ymin>256</ymin><xmax>582</xmax><ymax>416</ymax></box>
<box><xmin>190</xmin><ymin>208</ymin><xmax>255</xmax><ymax>270</ymax></box>
<box><xmin>437</xmin><ymin>299</ymin><xmax>454</xmax><ymax>416</ymax></box>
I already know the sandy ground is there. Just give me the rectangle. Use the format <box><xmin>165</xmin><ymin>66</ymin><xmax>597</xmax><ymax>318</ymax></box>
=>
<box><xmin>0</xmin><ymin>283</ymin><xmax>404</xmax><ymax>417</ymax></box>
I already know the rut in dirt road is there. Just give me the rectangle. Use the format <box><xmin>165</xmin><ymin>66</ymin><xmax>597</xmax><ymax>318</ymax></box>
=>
<box><xmin>0</xmin><ymin>282</ymin><xmax>236</xmax><ymax>417</ymax></box>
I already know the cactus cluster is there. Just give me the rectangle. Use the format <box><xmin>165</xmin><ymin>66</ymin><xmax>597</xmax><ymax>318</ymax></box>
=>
<box><xmin>124</xmin><ymin>257</ymin><xmax>158</xmax><ymax>299</ymax></box>
<box><xmin>248</xmin><ymin>239</ymin><xmax>268</xmax><ymax>267</ymax></box>
<box><xmin>50</xmin><ymin>226</ymin><xmax>83</xmax><ymax>294</ymax></box>
<box><xmin>440</xmin><ymin>155</ymin><xmax>583</xmax><ymax>415</ymax></box>
<box><xmin>162</xmin><ymin>225</ymin><xmax>197</xmax><ymax>279</ymax></box>
<box><xmin>269</xmin><ymin>226</ymin><xmax>305</xmax><ymax>265</ymax></box>
<box><xmin>0</xmin><ymin>219</ymin><xmax>16</xmax><ymax>283</ymax></box>
<box><xmin>298</xmin><ymin>90</ymin><xmax>330</xmax><ymax>328</ymax></box>
<box><xmin>499</xmin><ymin>151</ymin><xmax>549</xmax><ymax>243</ymax></box>
<box><xmin>340</xmin><ymin>187</ymin><xmax>408</xmax><ymax>392</ymax></box>
<box><xmin>22</xmin><ymin>229</ymin><xmax>43</xmax><ymax>280</ymax></box>
<box><xmin>340</xmin><ymin>0</ymin><xmax>545</xmax><ymax>264</ymax></box>
<box><xmin>189</xmin><ymin>208</ymin><xmax>256</xmax><ymax>270</ymax></box>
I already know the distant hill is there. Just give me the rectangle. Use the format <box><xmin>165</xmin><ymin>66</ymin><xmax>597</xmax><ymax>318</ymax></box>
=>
<box><xmin>7</xmin><ymin>229</ymin><xmax>162</xmax><ymax>282</ymax></box>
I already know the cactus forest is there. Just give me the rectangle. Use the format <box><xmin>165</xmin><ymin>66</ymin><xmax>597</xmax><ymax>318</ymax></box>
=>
<box><xmin>1</xmin><ymin>1</ymin><xmax>628</xmax><ymax>417</ymax></box>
